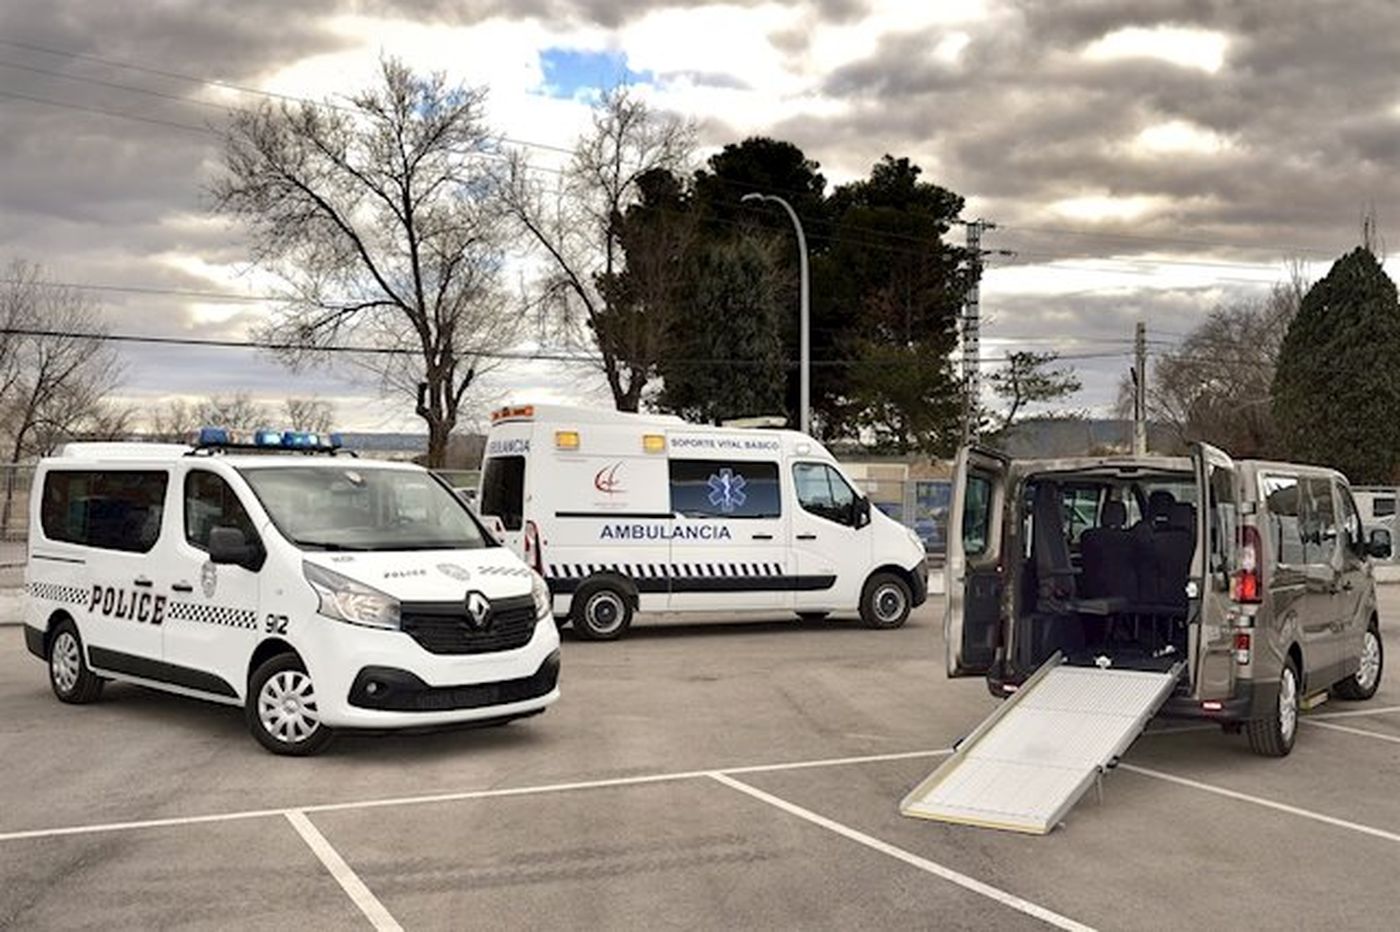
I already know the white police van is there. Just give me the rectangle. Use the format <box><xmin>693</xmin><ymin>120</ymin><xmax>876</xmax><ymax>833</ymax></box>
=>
<box><xmin>478</xmin><ymin>404</ymin><xmax>929</xmax><ymax>640</ymax></box>
<box><xmin>23</xmin><ymin>429</ymin><xmax>560</xmax><ymax>755</ymax></box>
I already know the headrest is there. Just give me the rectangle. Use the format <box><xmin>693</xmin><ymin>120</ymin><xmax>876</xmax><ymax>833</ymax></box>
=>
<box><xmin>1147</xmin><ymin>490</ymin><xmax>1176</xmax><ymax>520</ymax></box>
<box><xmin>1101</xmin><ymin>500</ymin><xmax>1127</xmax><ymax>529</ymax></box>
<box><xmin>1167</xmin><ymin>502</ymin><xmax>1195</xmax><ymax>531</ymax></box>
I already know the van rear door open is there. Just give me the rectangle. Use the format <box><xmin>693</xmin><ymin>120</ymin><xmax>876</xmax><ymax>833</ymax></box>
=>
<box><xmin>1192</xmin><ymin>441</ymin><xmax>1238</xmax><ymax>699</ymax></box>
<box><xmin>946</xmin><ymin>447</ymin><xmax>1008</xmax><ymax>677</ymax></box>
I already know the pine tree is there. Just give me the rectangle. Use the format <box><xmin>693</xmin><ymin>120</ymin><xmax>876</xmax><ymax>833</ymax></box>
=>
<box><xmin>1272</xmin><ymin>247</ymin><xmax>1400</xmax><ymax>482</ymax></box>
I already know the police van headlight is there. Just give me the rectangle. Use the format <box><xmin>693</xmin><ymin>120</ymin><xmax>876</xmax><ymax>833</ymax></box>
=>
<box><xmin>303</xmin><ymin>562</ymin><xmax>401</xmax><ymax>630</ymax></box>
<box><xmin>531</xmin><ymin>572</ymin><xmax>552</xmax><ymax>621</ymax></box>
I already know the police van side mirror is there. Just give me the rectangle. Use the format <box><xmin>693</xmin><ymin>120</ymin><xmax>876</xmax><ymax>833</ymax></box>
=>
<box><xmin>853</xmin><ymin>496</ymin><xmax>871</xmax><ymax>528</ymax></box>
<box><xmin>209</xmin><ymin>526</ymin><xmax>262</xmax><ymax>570</ymax></box>
<box><xmin>1368</xmin><ymin>528</ymin><xmax>1392</xmax><ymax>560</ymax></box>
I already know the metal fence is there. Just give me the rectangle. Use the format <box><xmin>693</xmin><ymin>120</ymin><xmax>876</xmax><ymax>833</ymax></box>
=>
<box><xmin>0</xmin><ymin>465</ymin><xmax>33</xmax><ymax>589</ymax></box>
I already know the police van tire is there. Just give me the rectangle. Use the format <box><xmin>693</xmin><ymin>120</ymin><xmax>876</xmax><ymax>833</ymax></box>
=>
<box><xmin>860</xmin><ymin>573</ymin><xmax>912</xmax><ymax>629</ymax></box>
<box><xmin>1247</xmin><ymin>658</ymin><xmax>1299</xmax><ymax>758</ymax></box>
<box><xmin>246</xmin><ymin>654</ymin><xmax>334</xmax><ymax>756</ymax></box>
<box><xmin>1333</xmin><ymin>622</ymin><xmax>1383</xmax><ymax>701</ymax></box>
<box><xmin>48</xmin><ymin>619</ymin><xmax>104</xmax><ymax>704</ymax></box>
<box><xmin>571</xmin><ymin>584</ymin><xmax>632</xmax><ymax>641</ymax></box>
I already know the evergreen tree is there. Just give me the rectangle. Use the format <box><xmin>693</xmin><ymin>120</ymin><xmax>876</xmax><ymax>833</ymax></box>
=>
<box><xmin>1272</xmin><ymin>247</ymin><xmax>1400</xmax><ymax>482</ymax></box>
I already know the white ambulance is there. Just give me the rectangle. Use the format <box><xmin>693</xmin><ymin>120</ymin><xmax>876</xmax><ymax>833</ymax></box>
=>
<box><xmin>477</xmin><ymin>404</ymin><xmax>929</xmax><ymax>640</ymax></box>
<box><xmin>23</xmin><ymin>430</ymin><xmax>560</xmax><ymax>755</ymax></box>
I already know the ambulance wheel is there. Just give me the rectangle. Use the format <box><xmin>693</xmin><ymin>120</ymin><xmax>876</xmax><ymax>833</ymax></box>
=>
<box><xmin>1247</xmin><ymin>658</ymin><xmax>1299</xmax><ymax>758</ymax></box>
<box><xmin>860</xmin><ymin>573</ymin><xmax>912</xmax><ymax>629</ymax></box>
<box><xmin>571</xmin><ymin>584</ymin><xmax>632</xmax><ymax>641</ymax></box>
<box><xmin>247</xmin><ymin>654</ymin><xmax>333</xmax><ymax>756</ymax></box>
<box><xmin>1334</xmin><ymin>622</ymin><xmax>1383</xmax><ymax>701</ymax></box>
<box><xmin>48</xmin><ymin>619</ymin><xmax>104</xmax><ymax>704</ymax></box>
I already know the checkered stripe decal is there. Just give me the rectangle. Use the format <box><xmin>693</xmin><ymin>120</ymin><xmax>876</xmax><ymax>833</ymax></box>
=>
<box><xmin>550</xmin><ymin>561</ymin><xmax>787</xmax><ymax>580</ymax></box>
<box><xmin>477</xmin><ymin>565</ymin><xmax>532</xmax><ymax>578</ymax></box>
<box><xmin>167</xmin><ymin>601</ymin><xmax>259</xmax><ymax>630</ymax></box>
<box><xmin>28</xmin><ymin>582</ymin><xmax>88</xmax><ymax>605</ymax></box>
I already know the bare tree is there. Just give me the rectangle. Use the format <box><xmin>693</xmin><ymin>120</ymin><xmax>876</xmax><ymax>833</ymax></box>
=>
<box><xmin>212</xmin><ymin>58</ymin><xmax>519</xmax><ymax>466</ymax></box>
<box><xmin>502</xmin><ymin>86</ymin><xmax>695</xmax><ymax>411</ymax></box>
<box><xmin>149</xmin><ymin>398</ymin><xmax>199</xmax><ymax>440</ymax></box>
<box><xmin>987</xmin><ymin>350</ymin><xmax>1082</xmax><ymax>432</ymax></box>
<box><xmin>284</xmin><ymin>396</ymin><xmax>335</xmax><ymax>434</ymax></box>
<box><xmin>195</xmin><ymin>393</ymin><xmax>271</xmax><ymax>431</ymax></box>
<box><xmin>1119</xmin><ymin>272</ymin><xmax>1305</xmax><ymax>456</ymax></box>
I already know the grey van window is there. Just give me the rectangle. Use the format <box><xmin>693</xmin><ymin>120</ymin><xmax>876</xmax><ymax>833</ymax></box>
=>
<box><xmin>40</xmin><ymin>470</ymin><xmax>167</xmax><ymax>553</ymax></box>
<box><xmin>1373</xmin><ymin>497</ymin><xmax>1395</xmax><ymax>518</ymax></box>
<box><xmin>480</xmin><ymin>456</ymin><xmax>525</xmax><ymax>531</ymax></box>
<box><xmin>1303</xmin><ymin>477</ymin><xmax>1338</xmax><ymax>563</ymax></box>
<box><xmin>1339</xmin><ymin>486</ymin><xmax>1364</xmax><ymax>557</ymax></box>
<box><xmin>1262</xmin><ymin>475</ymin><xmax>1306</xmax><ymax>565</ymax></box>
<box><xmin>963</xmin><ymin>474</ymin><xmax>992</xmax><ymax>556</ymax></box>
<box><xmin>1208</xmin><ymin>465</ymin><xmax>1237</xmax><ymax>574</ymax></box>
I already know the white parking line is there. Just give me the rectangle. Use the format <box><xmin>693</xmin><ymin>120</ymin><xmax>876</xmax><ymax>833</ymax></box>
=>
<box><xmin>1304</xmin><ymin>719</ymin><xmax>1400</xmax><ymax>745</ymax></box>
<box><xmin>0</xmin><ymin>747</ymin><xmax>949</xmax><ymax>844</ymax></box>
<box><xmin>1306</xmin><ymin>704</ymin><xmax>1400</xmax><ymax>721</ymax></box>
<box><xmin>1122</xmin><ymin>764</ymin><xmax>1400</xmax><ymax>845</ymax></box>
<box><xmin>709</xmin><ymin>772</ymin><xmax>1095</xmax><ymax>932</ymax></box>
<box><xmin>286</xmin><ymin>810</ymin><xmax>402</xmax><ymax>932</ymax></box>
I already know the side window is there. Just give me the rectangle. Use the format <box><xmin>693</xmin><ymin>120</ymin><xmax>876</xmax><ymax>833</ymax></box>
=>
<box><xmin>1262</xmin><ymin>475</ymin><xmax>1306</xmax><ymax>566</ymax></box>
<box><xmin>963</xmin><ymin>474</ymin><xmax>992</xmax><ymax>557</ymax></box>
<box><xmin>185</xmin><ymin>471</ymin><xmax>259</xmax><ymax>551</ymax></box>
<box><xmin>1061</xmin><ymin>487</ymin><xmax>1101</xmax><ymax>544</ymax></box>
<box><xmin>670</xmin><ymin>460</ymin><xmax>781</xmax><ymax>518</ymax></box>
<box><xmin>1339</xmin><ymin>485</ymin><xmax>1364</xmax><ymax>558</ymax></box>
<box><xmin>1303</xmin><ymin>477</ymin><xmax>1338</xmax><ymax>564</ymax></box>
<box><xmin>1373</xmin><ymin>496</ymin><xmax>1396</xmax><ymax>518</ymax></box>
<box><xmin>40</xmin><ymin>470</ymin><xmax>168</xmax><ymax>553</ymax></box>
<box><xmin>1208</xmin><ymin>465</ymin><xmax>1238</xmax><ymax>574</ymax></box>
<box><xmin>479</xmin><ymin>456</ymin><xmax>525</xmax><ymax>531</ymax></box>
<box><xmin>793</xmin><ymin>463</ymin><xmax>857</xmax><ymax>526</ymax></box>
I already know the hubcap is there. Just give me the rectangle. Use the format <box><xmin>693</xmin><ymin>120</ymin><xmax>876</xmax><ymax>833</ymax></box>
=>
<box><xmin>874</xmin><ymin>584</ymin><xmax>906</xmax><ymax>623</ymax></box>
<box><xmin>1278</xmin><ymin>667</ymin><xmax>1298</xmax><ymax>743</ymax></box>
<box><xmin>50</xmin><ymin>632</ymin><xmax>80</xmax><ymax>694</ymax></box>
<box><xmin>258</xmin><ymin>670</ymin><xmax>320</xmax><ymax>744</ymax></box>
<box><xmin>1357</xmin><ymin>630</ymin><xmax>1381</xmax><ymax>691</ymax></box>
<box><xmin>587</xmin><ymin>592</ymin><xmax>624</xmax><ymax>634</ymax></box>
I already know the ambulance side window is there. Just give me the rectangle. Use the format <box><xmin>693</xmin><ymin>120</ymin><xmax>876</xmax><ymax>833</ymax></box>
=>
<box><xmin>184</xmin><ymin>471</ymin><xmax>259</xmax><ymax>551</ymax></box>
<box><xmin>669</xmin><ymin>460</ymin><xmax>781</xmax><ymax>518</ymax></box>
<box><xmin>40</xmin><ymin>470</ymin><xmax>168</xmax><ymax>553</ymax></box>
<box><xmin>792</xmin><ymin>463</ymin><xmax>857</xmax><ymax>525</ymax></box>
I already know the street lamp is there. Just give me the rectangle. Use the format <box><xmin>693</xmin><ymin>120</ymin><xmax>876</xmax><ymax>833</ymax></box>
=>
<box><xmin>740</xmin><ymin>191</ymin><xmax>810</xmax><ymax>436</ymax></box>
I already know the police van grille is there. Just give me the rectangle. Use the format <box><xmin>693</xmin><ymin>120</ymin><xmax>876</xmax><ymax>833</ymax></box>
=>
<box><xmin>400</xmin><ymin>594</ymin><xmax>538</xmax><ymax>655</ymax></box>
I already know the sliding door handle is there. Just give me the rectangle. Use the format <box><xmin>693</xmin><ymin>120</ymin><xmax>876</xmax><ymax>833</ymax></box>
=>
<box><xmin>133</xmin><ymin>577</ymin><xmax>153</xmax><ymax>588</ymax></box>
<box><xmin>751</xmin><ymin>533</ymin><xmax>774</xmax><ymax>540</ymax></box>
<box><xmin>797</xmin><ymin>533</ymin><xmax>817</xmax><ymax>541</ymax></box>
<box><xmin>171</xmin><ymin>582</ymin><xmax>194</xmax><ymax>593</ymax></box>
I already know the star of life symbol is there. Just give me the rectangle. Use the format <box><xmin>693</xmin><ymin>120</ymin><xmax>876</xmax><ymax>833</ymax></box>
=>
<box><xmin>707</xmin><ymin>468</ymin><xmax>747</xmax><ymax>513</ymax></box>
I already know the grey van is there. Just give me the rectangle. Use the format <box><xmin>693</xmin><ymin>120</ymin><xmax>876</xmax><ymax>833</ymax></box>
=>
<box><xmin>945</xmin><ymin>442</ymin><xmax>1388</xmax><ymax>756</ymax></box>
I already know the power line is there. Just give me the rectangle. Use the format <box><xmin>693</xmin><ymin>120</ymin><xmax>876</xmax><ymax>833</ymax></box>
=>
<box><xmin>0</xmin><ymin>58</ymin><xmax>232</xmax><ymax>113</ymax></box>
<box><xmin>0</xmin><ymin>87</ymin><xmax>209</xmax><ymax>134</ymax></box>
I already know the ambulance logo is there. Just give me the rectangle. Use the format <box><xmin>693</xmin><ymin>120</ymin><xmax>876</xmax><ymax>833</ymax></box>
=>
<box><xmin>707</xmin><ymin>468</ymin><xmax>747</xmax><ymax>513</ymax></box>
<box><xmin>594</xmin><ymin>462</ymin><xmax>624</xmax><ymax>495</ymax></box>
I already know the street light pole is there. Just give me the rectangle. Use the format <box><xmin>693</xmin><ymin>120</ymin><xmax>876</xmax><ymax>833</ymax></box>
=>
<box><xmin>741</xmin><ymin>192</ymin><xmax>810</xmax><ymax>435</ymax></box>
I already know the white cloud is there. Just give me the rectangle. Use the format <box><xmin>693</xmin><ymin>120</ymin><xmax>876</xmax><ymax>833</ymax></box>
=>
<box><xmin>1083</xmin><ymin>25</ymin><xmax>1229</xmax><ymax>73</ymax></box>
<box><xmin>1133</xmin><ymin>119</ymin><xmax>1232</xmax><ymax>155</ymax></box>
<box><xmin>1048</xmin><ymin>193</ymin><xmax>1173</xmax><ymax>223</ymax></box>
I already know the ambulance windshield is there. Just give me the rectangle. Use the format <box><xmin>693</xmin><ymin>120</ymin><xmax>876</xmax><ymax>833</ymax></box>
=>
<box><xmin>239</xmin><ymin>466</ymin><xmax>488</xmax><ymax>552</ymax></box>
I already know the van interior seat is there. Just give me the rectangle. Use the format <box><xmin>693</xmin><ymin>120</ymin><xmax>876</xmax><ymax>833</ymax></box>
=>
<box><xmin>1079</xmin><ymin>500</ymin><xmax>1136</xmax><ymax>603</ymax></box>
<box><xmin>1031</xmin><ymin>481</ymin><xmax>1125</xmax><ymax>617</ymax></box>
<box><xmin>1134</xmin><ymin>498</ymin><xmax>1195</xmax><ymax>613</ymax></box>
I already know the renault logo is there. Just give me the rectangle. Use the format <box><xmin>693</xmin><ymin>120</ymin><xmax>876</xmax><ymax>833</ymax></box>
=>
<box><xmin>464</xmin><ymin>591</ymin><xmax>493</xmax><ymax>632</ymax></box>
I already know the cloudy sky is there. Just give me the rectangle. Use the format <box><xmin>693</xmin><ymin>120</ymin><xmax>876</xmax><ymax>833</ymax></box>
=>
<box><xmin>1</xmin><ymin>0</ymin><xmax>1396</xmax><ymax>433</ymax></box>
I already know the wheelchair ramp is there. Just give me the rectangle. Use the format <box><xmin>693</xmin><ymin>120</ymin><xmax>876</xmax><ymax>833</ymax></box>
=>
<box><xmin>901</xmin><ymin>654</ymin><xmax>1184</xmax><ymax>835</ymax></box>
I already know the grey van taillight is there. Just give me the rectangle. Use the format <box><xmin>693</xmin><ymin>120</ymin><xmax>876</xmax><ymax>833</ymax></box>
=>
<box><xmin>1233</xmin><ymin>524</ymin><xmax>1262</xmax><ymax>603</ymax></box>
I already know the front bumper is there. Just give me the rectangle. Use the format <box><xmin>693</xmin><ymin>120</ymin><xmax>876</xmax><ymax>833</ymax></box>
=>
<box><xmin>349</xmin><ymin>650</ymin><xmax>559</xmax><ymax>713</ymax></box>
<box><xmin>910</xmin><ymin>560</ymin><xmax>930</xmax><ymax>608</ymax></box>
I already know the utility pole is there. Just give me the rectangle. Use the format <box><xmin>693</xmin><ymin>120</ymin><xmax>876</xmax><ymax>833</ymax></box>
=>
<box><xmin>1132</xmin><ymin>320</ymin><xmax>1148</xmax><ymax>456</ymax></box>
<box><xmin>962</xmin><ymin>218</ymin><xmax>995</xmax><ymax>443</ymax></box>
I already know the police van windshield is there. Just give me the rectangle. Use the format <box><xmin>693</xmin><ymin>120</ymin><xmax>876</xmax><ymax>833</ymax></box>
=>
<box><xmin>238</xmin><ymin>466</ymin><xmax>488</xmax><ymax>552</ymax></box>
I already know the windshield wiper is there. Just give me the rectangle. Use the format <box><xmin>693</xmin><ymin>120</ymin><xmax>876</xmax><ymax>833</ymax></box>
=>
<box><xmin>294</xmin><ymin>540</ymin><xmax>370</xmax><ymax>551</ymax></box>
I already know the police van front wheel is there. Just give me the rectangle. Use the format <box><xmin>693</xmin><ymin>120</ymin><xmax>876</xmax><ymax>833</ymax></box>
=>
<box><xmin>571</xmin><ymin>585</ymin><xmax>633</xmax><ymax>641</ymax></box>
<box><xmin>247</xmin><ymin>654</ymin><xmax>333</xmax><ymax>756</ymax></box>
<box><xmin>860</xmin><ymin>573</ymin><xmax>912</xmax><ymax>630</ymax></box>
<box><xmin>48</xmin><ymin>619</ymin><xmax>104</xmax><ymax>704</ymax></box>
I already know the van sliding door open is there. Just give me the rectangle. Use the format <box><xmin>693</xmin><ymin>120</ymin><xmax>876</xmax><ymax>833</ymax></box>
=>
<box><xmin>946</xmin><ymin>447</ymin><xmax>1008</xmax><ymax>677</ymax></box>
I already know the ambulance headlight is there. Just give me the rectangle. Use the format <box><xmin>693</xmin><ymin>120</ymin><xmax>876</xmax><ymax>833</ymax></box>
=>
<box><xmin>303</xmin><ymin>562</ymin><xmax>401</xmax><ymax>630</ymax></box>
<box><xmin>531</xmin><ymin>572</ymin><xmax>552</xmax><ymax>621</ymax></box>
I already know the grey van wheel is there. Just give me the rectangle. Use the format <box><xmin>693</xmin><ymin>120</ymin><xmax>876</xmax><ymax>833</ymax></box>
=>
<box><xmin>571</xmin><ymin>584</ymin><xmax>632</xmax><ymax>641</ymax></box>
<box><xmin>48</xmin><ymin>620</ymin><xmax>104</xmax><ymax>704</ymax></box>
<box><xmin>1334</xmin><ymin>623</ymin><xmax>1383</xmax><ymax>701</ymax></box>
<box><xmin>246</xmin><ymin>654</ymin><xmax>333</xmax><ymax>756</ymax></box>
<box><xmin>1247</xmin><ymin>659</ymin><xmax>1299</xmax><ymax>757</ymax></box>
<box><xmin>860</xmin><ymin>573</ymin><xmax>911</xmax><ymax>629</ymax></box>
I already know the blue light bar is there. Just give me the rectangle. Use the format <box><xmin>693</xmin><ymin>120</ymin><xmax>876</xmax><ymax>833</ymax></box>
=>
<box><xmin>328</xmin><ymin>432</ymin><xmax>344</xmax><ymax>449</ymax></box>
<box><xmin>253</xmin><ymin>429</ymin><xmax>282</xmax><ymax>447</ymax></box>
<box><xmin>197</xmin><ymin>426</ymin><xmax>229</xmax><ymax>446</ymax></box>
<box><xmin>282</xmin><ymin>430</ymin><xmax>320</xmax><ymax>449</ymax></box>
